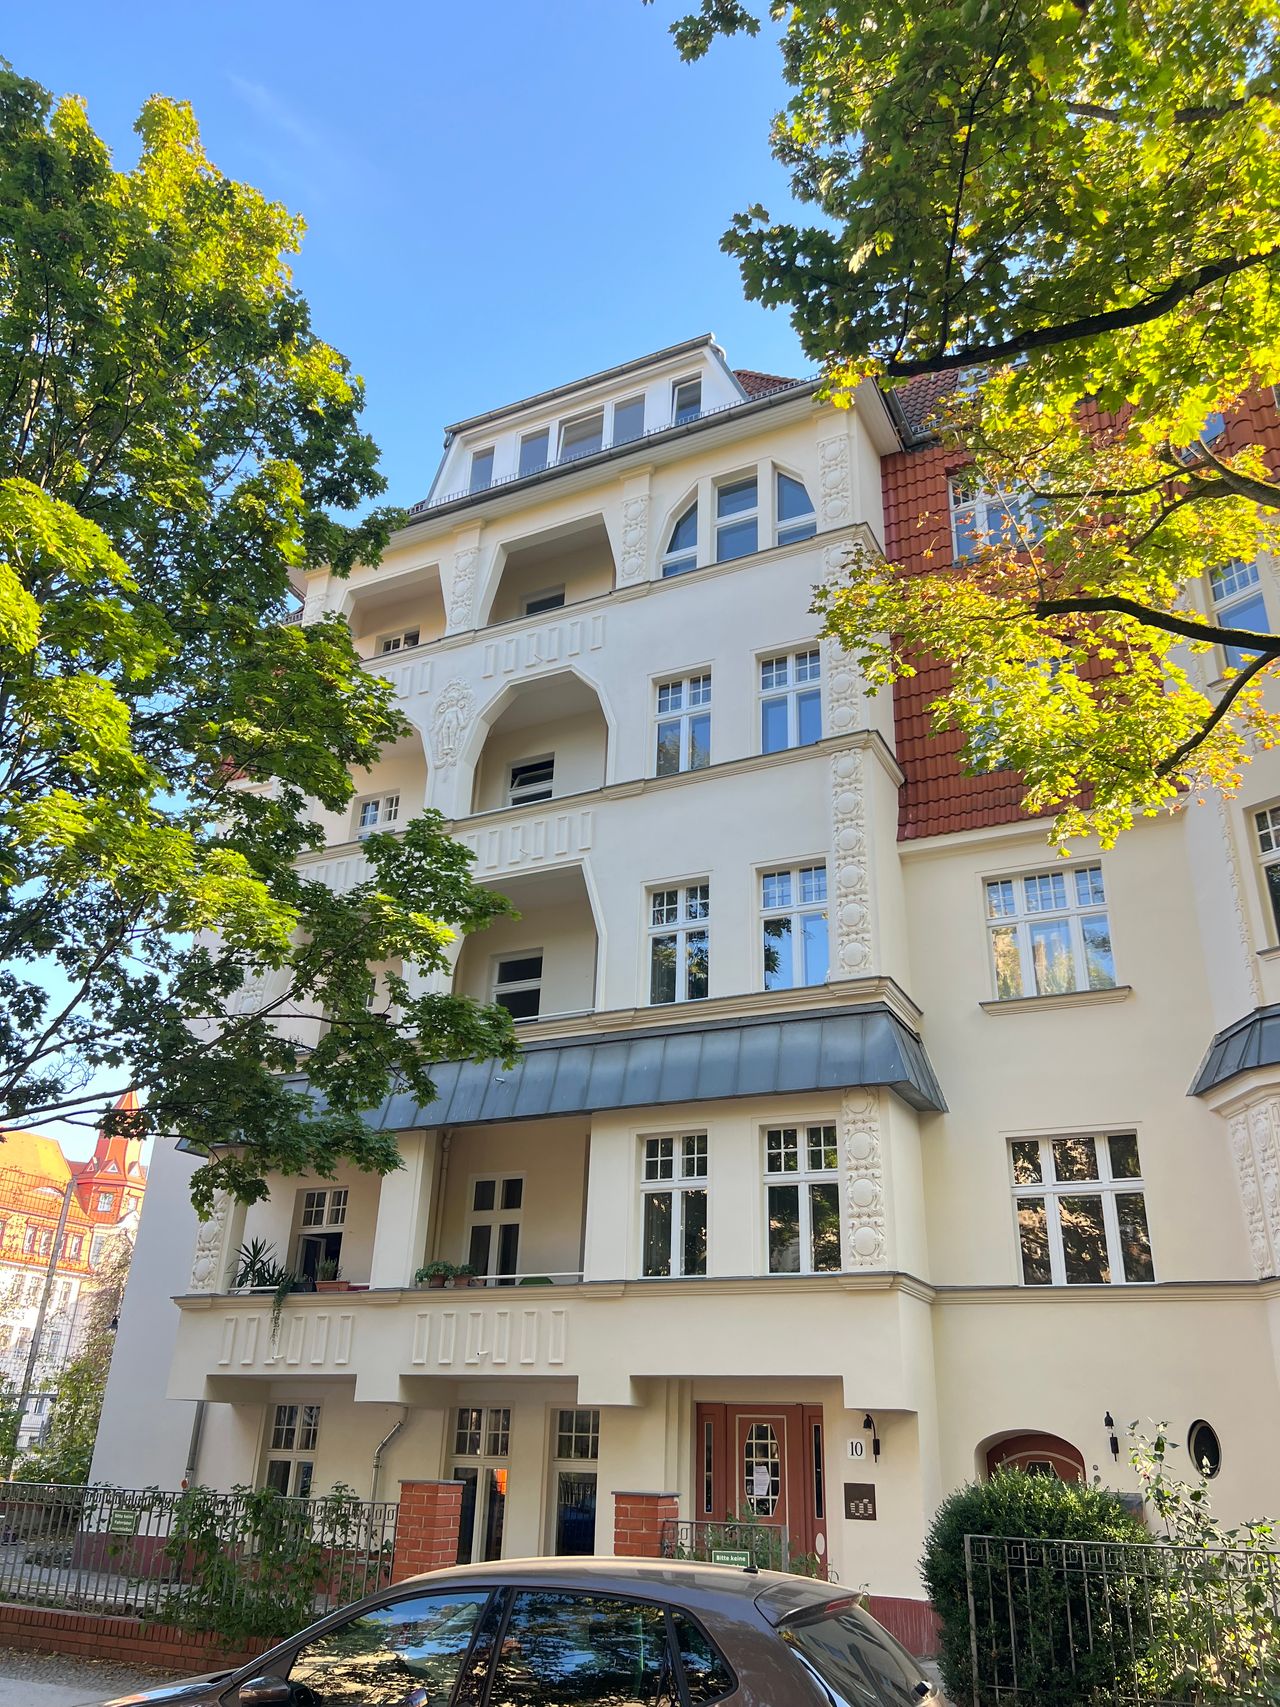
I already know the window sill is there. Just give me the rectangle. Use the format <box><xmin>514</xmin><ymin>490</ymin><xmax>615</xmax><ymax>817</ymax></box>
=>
<box><xmin>980</xmin><ymin>985</ymin><xmax>1132</xmax><ymax>1015</ymax></box>
<box><xmin>1258</xmin><ymin>945</ymin><xmax>1280</xmax><ymax>960</ymax></box>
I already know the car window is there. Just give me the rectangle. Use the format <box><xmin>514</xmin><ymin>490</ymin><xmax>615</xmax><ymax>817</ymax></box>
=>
<box><xmin>670</xmin><ymin>1611</ymin><xmax>736</xmax><ymax>1703</ymax></box>
<box><xmin>288</xmin><ymin>1589</ymin><xmax>490</xmax><ymax>1706</ymax></box>
<box><xmin>489</xmin><ymin>1590</ymin><xmax>679</xmax><ymax>1706</ymax></box>
<box><xmin>782</xmin><ymin>1601</ymin><xmax>928</xmax><ymax>1707</ymax></box>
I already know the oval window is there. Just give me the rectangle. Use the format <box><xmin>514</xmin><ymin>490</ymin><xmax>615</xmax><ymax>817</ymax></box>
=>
<box><xmin>1188</xmin><ymin>1420</ymin><xmax>1221</xmax><ymax>1479</ymax></box>
<box><xmin>743</xmin><ymin>1423</ymin><xmax>781</xmax><ymax>1516</ymax></box>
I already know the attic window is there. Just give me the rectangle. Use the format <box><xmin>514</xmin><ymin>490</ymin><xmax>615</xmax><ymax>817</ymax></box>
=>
<box><xmin>673</xmin><ymin>379</ymin><xmax>702</xmax><ymax>425</ymax></box>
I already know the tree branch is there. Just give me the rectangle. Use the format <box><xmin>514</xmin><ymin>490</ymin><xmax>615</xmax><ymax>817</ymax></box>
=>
<box><xmin>1031</xmin><ymin>594</ymin><xmax>1280</xmax><ymax>653</ymax></box>
<box><xmin>1155</xmin><ymin>646</ymin><xmax>1275</xmax><ymax>776</ymax></box>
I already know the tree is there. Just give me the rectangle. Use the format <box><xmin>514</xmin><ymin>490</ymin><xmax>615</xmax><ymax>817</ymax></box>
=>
<box><xmin>659</xmin><ymin>0</ymin><xmax>1280</xmax><ymax>843</ymax></box>
<box><xmin>0</xmin><ymin>68</ymin><xmax>516</xmax><ymax>1211</ymax></box>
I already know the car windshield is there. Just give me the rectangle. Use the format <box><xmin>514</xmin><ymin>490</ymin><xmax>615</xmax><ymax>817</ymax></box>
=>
<box><xmin>781</xmin><ymin>1600</ymin><xmax>928</xmax><ymax>1707</ymax></box>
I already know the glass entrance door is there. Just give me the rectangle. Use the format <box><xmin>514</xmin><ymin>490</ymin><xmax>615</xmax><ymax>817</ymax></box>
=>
<box><xmin>451</xmin><ymin>1406</ymin><xmax>509</xmax><ymax>1563</ymax></box>
<box><xmin>553</xmin><ymin>1472</ymin><xmax>598</xmax><ymax>1555</ymax></box>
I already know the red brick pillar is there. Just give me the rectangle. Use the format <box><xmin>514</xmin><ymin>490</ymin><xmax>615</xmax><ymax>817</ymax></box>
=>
<box><xmin>613</xmin><ymin>1490</ymin><xmax>679</xmax><ymax>1559</ymax></box>
<box><xmin>391</xmin><ymin>1480</ymin><xmax>463</xmax><ymax>1581</ymax></box>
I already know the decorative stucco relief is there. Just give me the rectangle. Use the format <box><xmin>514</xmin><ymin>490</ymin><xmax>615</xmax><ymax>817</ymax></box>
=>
<box><xmin>480</xmin><ymin>614</ymin><xmax>606</xmax><ymax>680</ymax></box>
<box><xmin>1216</xmin><ymin>796</ymin><xmax>1264</xmax><ymax>1008</ymax></box>
<box><xmin>448</xmin><ymin>547</ymin><xmax>479</xmax><ymax>630</ymax></box>
<box><xmin>842</xmin><ymin>1088</ymin><xmax>886</xmax><ymax>1267</ymax></box>
<box><xmin>431</xmin><ymin>679</ymin><xmax>474</xmax><ymax>771</ymax></box>
<box><xmin>190</xmin><ymin>1192</ymin><xmax>232</xmax><ymax>1292</ymax></box>
<box><xmin>817</xmin><ymin>434</ymin><xmax>853</xmax><ymax>527</ymax></box>
<box><xmin>830</xmin><ymin>745</ymin><xmax>874</xmax><ymax>976</ymax></box>
<box><xmin>618</xmin><ymin>496</ymin><xmax>649</xmax><ymax>584</ymax></box>
<box><xmin>462</xmin><ymin>809</ymin><xmax>593</xmax><ymax>878</ymax></box>
<box><xmin>380</xmin><ymin>657</ymin><xmax>434</xmax><ymax>700</ymax></box>
<box><xmin>823</xmin><ymin>634</ymin><xmax>864</xmax><ymax>741</ymax></box>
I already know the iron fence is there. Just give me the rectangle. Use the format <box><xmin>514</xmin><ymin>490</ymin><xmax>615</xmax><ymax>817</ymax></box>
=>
<box><xmin>660</xmin><ymin>1518</ymin><xmax>792</xmax><ymax>1573</ymax></box>
<box><xmin>0</xmin><ymin>1481</ymin><xmax>397</xmax><ymax>1619</ymax></box>
<box><xmin>964</xmin><ymin>1533</ymin><xmax>1280</xmax><ymax>1706</ymax></box>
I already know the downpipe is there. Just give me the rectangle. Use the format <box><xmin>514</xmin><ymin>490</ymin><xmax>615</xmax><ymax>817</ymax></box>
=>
<box><xmin>371</xmin><ymin>1411</ymin><xmax>405</xmax><ymax>1504</ymax></box>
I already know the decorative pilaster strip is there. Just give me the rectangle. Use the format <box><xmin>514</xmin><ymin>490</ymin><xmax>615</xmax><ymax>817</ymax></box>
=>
<box><xmin>449</xmin><ymin>547</ymin><xmax>479</xmax><ymax>630</ymax></box>
<box><xmin>189</xmin><ymin>1192</ymin><xmax>232</xmax><ymax>1292</ymax></box>
<box><xmin>618</xmin><ymin>495</ymin><xmax>650</xmax><ymax>584</ymax></box>
<box><xmin>1246</xmin><ymin>1098</ymin><xmax>1280</xmax><ymax>1276</ymax></box>
<box><xmin>842</xmin><ymin>1088</ymin><xmax>886</xmax><ymax>1267</ymax></box>
<box><xmin>817</xmin><ymin>434</ymin><xmax>853</xmax><ymax>527</ymax></box>
<box><xmin>1216</xmin><ymin>795</ymin><xmax>1264</xmax><ymax>1007</ymax></box>
<box><xmin>430</xmin><ymin>679</ymin><xmax>474</xmax><ymax>772</ymax></box>
<box><xmin>830</xmin><ymin>745</ymin><xmax>874</xmax><ymax>976</ymax></box>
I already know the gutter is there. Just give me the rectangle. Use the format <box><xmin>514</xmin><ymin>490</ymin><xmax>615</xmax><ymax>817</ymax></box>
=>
<box><xmin>370</xmin><ymin>1411</ymin><xmax>405</xmax><ymax>1503</ymax></box>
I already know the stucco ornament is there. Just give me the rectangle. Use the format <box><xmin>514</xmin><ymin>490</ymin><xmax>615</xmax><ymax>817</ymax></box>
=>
<box><xmin>449</xmin><ymin>547</ymin><xmax>479</xmax><ymax>629</ymax></box>
<box><xmin>830</xmin><ymin>746</ymin><xmax>874</xmax><ymax>975</ymax></box>
<box><xmin>823</xmin><ymin>632</ymin><xmax>864</xmax><ymax>740</ymax></box>
<box><xmin>817</xmin><ymin>434</ymin><xmax>853</xmax><ymax>527</ymax></box>
<box><xmin>431</xmin><ymin>679</ymin><xmax>474</xmax><ymax>771</ymax></box>
<box><xmin>842</xmin><ymin>1088</ymin><xmax>886</xmax><ymax>1266</ymax></box>
<box><xmin>618</xmin><ymin>496</ymin><xmax>649</xmax><ymax>585</ymax></box>
<box><xmin>1215</xmin><ymin>796</ymin><xmax>1264</xmax><ymax>1008</ymax></box>
<box><xmin>189</xmin><ymin>1192</ymin><xmax>232</xmax><ymax>1292</ymax></box>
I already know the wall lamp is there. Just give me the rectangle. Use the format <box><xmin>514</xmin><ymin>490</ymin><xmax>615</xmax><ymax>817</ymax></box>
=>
<box><xmin>863</xmin><ymin>1414</ymin><xmax>882</xmax><ymax>1461</ymax></box>
<box><xmin>1104</xmin><ymin>1411</ymin><xmax>1120</xmax><ymax>1460</ymax></box>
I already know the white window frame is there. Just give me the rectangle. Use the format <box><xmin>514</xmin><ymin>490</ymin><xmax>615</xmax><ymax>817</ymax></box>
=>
<box><xmin>714</xmin><ymin>473</ymin><xmax>759</xmax><ymax>563</ymax></box>
<box><xmin>672</xmin><ymin>377</ymin><xmax>702</xmax><ymax>424</ymax></box>
<box><xmin>298</xmin><ymin>1188</ymin><xmax>348</xmax><ymax>1230</ymax></box>
<box><xmin>760</xmin><ymin>863</ymin><xmax>829</xmax><ymax>990</ymax></box>
<box><xmin>521</xmin><ymin>587</ymin><xmax>565</xmax><ymax>617</ymax></box>
<box><xmin>508</xmin><ymin>755</ymin><xmax>554</xmax><ymax>807</ymax></box>
<box><xmin>559</xmin><ymin>410</ymin><xmax>604</xmax><ymax>462</ymax></box>
<box><xmin>762</xmin><ymin>1124</ymin><xmax>841</xmax><ymax>1275</ymax></box>
<box><xmin>465</xmin><ymin>1175</ymin><xmax>524</xmax><ymax>1283</ymax></box>
<box><xmin>639</xmin><ymin>1133</ymin><xmax>708</xmax><ymax>1278</ymax></box>
<box><xmin>1209</xmin><ymin>559</ymin><xmax>1268</xmax><ymax>672</ymax></box>
<box><xmin>949</xmin><ymin>474</ymin><xmax>1044</xmax><ymax>560</ymax></box>
<box><xmin>646</xmin><ymin>882</ymin><xmax>710</xmax><ymax>1005</ymax></box>
<box><xmin>776</xmin><ymin>471</ymin><xmax>817</xmax><ymax>545</ymax></box>
<box><xmin>262</xmin><ymin>1402</ymin><xmax>321</xmax><ymax>1498</ymax></box>
<box><xmin>984</xmin><ymin>862</ymin><xmax>1116</xmax><ymax>1001</ymax></box>
<box><xmin>492</xmin><ymin>952</ymin><xmax>543</xmax><ymax>1020</ymax></box>
<box><xmin>1254</xmin><ymin>803</ymin><xmax>1280</xmax><ymax>942</ymax></box>
<box><xmin>611</xmin><ymin>395</ymin><xmax>646</xmax><ymax>445</ymax></box>
<box><xmin>654</xmin><ymin>673</ymin><xmax>712</xmax><ymax>776</ymax></box>
<box><xmin>518</xmin><ymin>428</ymin><xmax>550</xmax><ymax>478</ymax></box>
<box><xmin>1010</xmin><ymin>1133</ymin><xmax>1154</xmax><ymax>1286</ymax></box>
<box><xmin>469</xmin><ymin>448</ymin><xmax>495</xmax><ymax>493</ymax></box>
<box><xmin>759</xmin><ymin>648</ymin><xmax>822</xmax><ymax>753</ymax></box>
<box><xmin>377</xmin><ymin>629</ymin><xmax>420</xmax><ymax>655</ymax></box>
<box><xmin>450</xmin><ymin>1405</ymin><xmax>510</xmax><ymax>1564</ymax></box>
<box><xmin>355</xmin><ymin>792</ymin><xmax>400</xmax><ymax>838</ymax></box>
<box><xmin>662</xmin><ymin>499</ymin><xmax>699</xmax><ymax>577</ymax></box>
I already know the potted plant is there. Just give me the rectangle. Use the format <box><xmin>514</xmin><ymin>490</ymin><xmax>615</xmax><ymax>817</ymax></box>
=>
<box><xmin>233</xmin><ymin>1238</ymin><xmax>276</xmax><ymax>1292</ymax></box>
<box><xmin>415</xmin><ymin>1262</ymin><xmax>453</xmax><ymax>1290</ymax></box>
<box><xmin>315</xmin><ymin>1259</ymin><xmax>348</xmax><ymax>1293</ymax></box>
<box><xmin>452</xmin><ymin>1263</ymin><xmax>478</xmax><ymax>1289</ymax></box>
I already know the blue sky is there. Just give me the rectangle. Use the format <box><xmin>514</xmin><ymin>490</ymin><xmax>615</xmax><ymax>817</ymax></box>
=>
<box><xmin>5</xmin><ymin>1</ymin><xmax>806</xmax><ymax>1157</ymax></box>
<box><xmin>6</xmin><ymin>0</ymin><xmax>807</xmax><ymax>513</ymax></box>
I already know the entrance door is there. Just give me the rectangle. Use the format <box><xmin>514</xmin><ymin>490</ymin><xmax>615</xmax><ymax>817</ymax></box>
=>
<box><xmin>553</xmin><ymin>1471</ymin><xmax>598</xmax><ymax>1555</ymax></box>
<box><xmin>696</xmin><ymin>1403</ymin><xmax>827</xmax><ymax>1569</ymax></box>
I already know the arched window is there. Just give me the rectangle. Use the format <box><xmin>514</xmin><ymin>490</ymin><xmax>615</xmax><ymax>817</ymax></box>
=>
<box><xmin>777</xmin><ymin>473</ymin><xmax>817</xmax><ymax>545</ymax></box>
<box><xmin>663</xmin><ymin>502</ymin><xmax>698</xmax><ymax>578</ymax></box>
<box><xmin>985</xmin><ymin>1433</ymin><xmax>1086</xmax><ymax>1483</ymax></box>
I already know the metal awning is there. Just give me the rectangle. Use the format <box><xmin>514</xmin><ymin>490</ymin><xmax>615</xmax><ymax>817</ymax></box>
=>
<box><xmin>285</xmin><ymin>1002</ymin><xmax>946</xmax><ymax>1133</ymax></box>
<box><xmin>1190</xmin><ymin>1004</ymin><xmax>1280</xmax><ymax>1096</ymax></box>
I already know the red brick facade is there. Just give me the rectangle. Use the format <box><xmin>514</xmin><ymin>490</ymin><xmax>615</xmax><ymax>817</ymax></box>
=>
<box><xmin>612</xmin><ymin>1490</ymin><xmax>679</xmax><ymax>1558</ymax></box>
<box><xmin>0</xmin><ymin>1601</ymin><xmax>273</xmax><ymax>1674</ymax></box>
<box><xmin>390</xmin><ymin>1479</ymin><xmax>464</xmax><ymax>1581</ymax></box>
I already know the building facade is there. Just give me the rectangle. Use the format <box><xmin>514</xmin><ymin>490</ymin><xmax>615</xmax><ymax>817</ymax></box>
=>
<box><xmin>91</xmin><ymin>337</ymin><xmax>1280</xmax><ymax>1613</ymax></box>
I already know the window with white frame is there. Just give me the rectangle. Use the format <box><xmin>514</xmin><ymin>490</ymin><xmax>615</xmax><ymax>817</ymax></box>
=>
<box><xmin>760</xmin><ymin>649</ymin><xmax>822</xmax><ymax>753</ymax></box>
<box><xmin>508</xmin><ymin>756</ymin><xmax>554</xmax><ymax>806</ymax></box>
<box><xmin>493</xmin><ymin>954</ymin><xmax>542</xmax><ymax>1020</ymax></box>
<box><xmin>295</xmin><ymin>1187</ymin><xmax>347</xmax><ymax>1280</ymax></box>
<box><xmin>1210</xmin><ymin>560</ymin><xmax>1268</xmax><ymax>671</ymax></box>
<box><xmin>559</xmin><ymin>411</ymin><xmax>604</xmax><ymax>462</ymax></box>
<box><xmin>469</xmin><ymin>448</ymin><xmax>494</xmax><ymax>493</ymax></box>
<box><xmin>776</xmin><ymin>472</ymin><xmax>817</xmax><ymax>545</ymax></box>
<box><xmin>985</xmin><ymin>864</ymin><xmax>1116</xmax><ymax>1000</ymax></box>
<box><xmin>378</xmin><ymin>629</ymin><xmax>420</xmax><ymax>655</ymax></box>
<box><xmin>672</xmin><ymin>378</ymin><xmax>702</xmax><ymax>424</ymax></box>
<box><xmin>764</xmin><ymin>1125</ymin><xmax>841</xmax><ymax>1274</ymax></box>
<box><xmin>300</xmin><ymin>1188</ymin><xmax>348</xmax><ymax>1229</ymax></box>
<box><xmin>640</xmin><ymin>1134</ymin><xmax>708</xmax><ymax>1278</ymax></box>
<box><xmin>715</xmin><ymin>475</ymin><xmax>758</xmax><ymax>562</ymax></box>
<box><xmin>648</xmin><ymin>883</ymin><xmax>710</xmax><ymax>1004</ymax></box>
<box><xmin>663</xmin><ymin>502</ymin><xmax>698</xmax><ymax>577</ymax></box>
<box><xmin>655</xmin><ymin>674</ymin><xmax>711</xmax><ymax>776</ymax></box>
<box><xmin>555</xmin><ymin>1408</ymin><xmax>600</xmax><ymax>1460</ymax></box>
<box><xmin>451</xmin><ymin>1406</ymin><xmax>509</xmax><ymax>1564</ymax></box>
<box><xmin>263</xmin><ymin>1402</ymin><xmax>320</xmax><ymax>1497</ymax></box>
<box><xmin>612</xmin><ymin>395</ymin><xmax>645</xmax><ymax>445</ymax></box>
<box><xmin>949</xmin><ymin>473</ymin><xmax>1044</xmax><ymax>560</ymax></box>
<box><xmin>761</xmin><ymin>865</ymin><xmax>829</xmax><ymax>989</ymax></box>
<box><xmin>1255</xmin><ymin>804</ymin><xmax>1280</xmax><ymax>939</ymax></box>
<box><xmin>355</xmin><ymin>793</ymin><xmax>400</xmax><ymax>837</ymax></box>
<box><xmin>522</xmin><ymin>587</ymin><xmax>565</xmax><ymax>616</ymax></box>
<box><xmin>1011</xmin><ymin>1134</ymin><xmax>1154</xmax><ymax>1286</ymax></box>
<box><xmin>466</xmin><ymin>1176</ymin><xmax>523</xmax><ymax>1283</ymax></box>
<box><xmin>519</xmin><ymin>428</ymin><xmax>550</xmax><ymax>478</ymax></box>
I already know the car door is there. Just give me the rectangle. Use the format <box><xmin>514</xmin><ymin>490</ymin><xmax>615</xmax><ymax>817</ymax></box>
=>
<box><xmin>481</xmin><ymin>1589</ymin><xmax>689</xmax><ymax>1706</ymax></box>
<box><xmin>278</xmin><ymin>1585</ymin><xmax>495</xmax><ymax>1706</ymax></box>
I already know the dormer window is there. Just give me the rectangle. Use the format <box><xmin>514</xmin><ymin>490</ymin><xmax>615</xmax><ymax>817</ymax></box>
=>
<box><xmin>470</xmin><ymin>448</ymin><xmax>494</xmax><ymax>493</ymax></box>
<box><xmin>663</xmin><ymin>503</ymin><xmax>698</xmax><ymax>578</ymax></box>
<box><xmin>673</xmin><ymin>379</ymin><xmax>702</xmax><ymax>425</ymax></box>
<box><xmin>776</xmin><ymin>474</ymin><xmax>817</xmax><ymax>545</ymax></box>
<box><xmin>519</xmin><ymin>429</ymin><xmax>549</xmax><ymax>478</ymax></box>
<box><xmin>613</xmin><ymin>396</ymin><xmax>645</xmax><ymax>445</ymax></box>
<box><xmin>560</xmin><ymin>412</ymin><xmax>604</xmax><ymax>462</ymax></box>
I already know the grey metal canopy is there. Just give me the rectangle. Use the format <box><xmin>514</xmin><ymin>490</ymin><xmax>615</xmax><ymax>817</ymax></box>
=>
<box><xmin>1190</xmin><ymin>1004</ymin><xmax>1280</xmax><ymax>1096</ymax></box>
<box><xmin>347</xmin><ymin>1002</ymin><xmax>946</xmax><ymax>1131</ymax></box>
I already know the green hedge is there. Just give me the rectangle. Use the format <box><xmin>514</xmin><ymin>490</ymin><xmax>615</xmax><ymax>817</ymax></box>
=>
<box><xmin>922</xmin><ymin>1470</ymin><xmax>1148</xmax><ymax>1707</ymax></box>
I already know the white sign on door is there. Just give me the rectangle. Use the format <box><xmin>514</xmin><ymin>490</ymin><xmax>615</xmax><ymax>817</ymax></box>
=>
<box><xmin>751</xmin><ymin>1465</ymin><xmax>771</xmax><ymax>1498</ymax></box>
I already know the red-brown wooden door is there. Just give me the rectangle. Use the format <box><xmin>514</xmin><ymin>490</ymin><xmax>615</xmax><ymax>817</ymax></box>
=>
<box><xmin>696</xmin><ymin>1402</ymin><xmax>827</xmax><ymax>1566</ymax></box>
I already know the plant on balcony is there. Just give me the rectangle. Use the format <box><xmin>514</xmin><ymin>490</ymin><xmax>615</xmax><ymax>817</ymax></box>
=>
<box><xmin>233</xmin><ymin>1239</ymin><xmax>277</xmax><ymax>1291</ymax></box>
<box><xmin>315</xmin><ymin>1259</ymin><xmax>347</xmax><ymax>1292</ymax></box>
<box><xmin>452</xmin><ymin>1263</ymin><xmax>478</xmax><ymax>1289</ymax></box>
<box><xmin>415</xmin><ymin>1262</ymin><xmax>454</xmax><ymax>1289</ymax></box>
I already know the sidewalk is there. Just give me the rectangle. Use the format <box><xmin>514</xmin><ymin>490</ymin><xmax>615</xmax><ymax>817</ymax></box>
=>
<box><xmin>0</xmin><ymin>1648</ymin><xmax>182</xmax><ymax>1705</ymax></box>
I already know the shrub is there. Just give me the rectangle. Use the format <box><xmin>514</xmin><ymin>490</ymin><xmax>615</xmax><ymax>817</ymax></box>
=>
<box><xmin>922</xmin><ymin>1468</ymin><xmax>1148</xmax><ymax>1706</ymax></box>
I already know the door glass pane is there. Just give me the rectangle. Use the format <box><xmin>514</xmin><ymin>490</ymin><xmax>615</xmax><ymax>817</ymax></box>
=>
<box><xmin>497</xmin><ymin>1221</ymin><xmax>520</xmax><ymax>1281</ymax></box>
<box><xmin>468</xmin><ymin>1224</ymin><xmax>492</xmax><ymax>1277</ymax></box>
<box><xmin>555</xmin><ymin>1471</ymin><xmax>598</xmax><ymax>1555</ymax></box>
<box><xmin>802</xmin><ymin>911</ymin><xmax>830</xmax><ymax>984</ymax></box>
<box><xmin>482</xmin><ymin>1467</ymin><xmax>506</xmax><ymax>1561</ymax></box>
<box><xmin>1081</xmin><ymin>914</ymin><xmax>1116</xmax><ymax>988</ymax></box>
<box><xmin>453</xmin><ymin>1466</ymin><xmax>479</xmax><ymax>1563</ymax></box>
<box><xmin>810</xmin><ymin>1183</ymin><xmax>841</xmax><ymax>1271</ymax></box>
<box><xmin>492</xmin><ymin>1591</ymin><xmax>675</xmax><ymax>1706</ymax></box>
<box><xmin>1117</xmin><ymin>1194</ymin><xmax>1154</xmax><ymax>1282</ymax></box>
<box><xmin>797</xmin><ymin>688</ymin><xmax>822</xmax><ymax>746</ymax></box>
<box><xmin>743</xmin><ymin>1422</ymin><xmax>781</xmax><ymax>1516</ymax></box>
<box><xmin>686</xmin><ymin>930</ymin><xmax>709</xmax><ymax>1000</ymax></box>
<box><xmin>643</xmin><ymin>1193</ymin><xmax>672</xmax><ymax>1278</ymax></box>
<box><xmin>289</xmin><ymin>1591</ymin><xmax>491</xmax><ymax>1702</ymax></box>
<box><xmin>1017</xmin><ymin>1198</ymin><xmax>1052</xmax><ymax>1285</ymax></box>
<box><xmin>689</xmin><ymin>712</ymin><xmax>711</xmax><ymax>770</ymax></box>
<box><xmin>763</xmin><ymin>916</ymin><xmax>793</xmax><ymax>989</ymax></box>
<box><xmin>1059</xmin><ymin>1195</ymin><xmax>1111</xmax><ymax>1283</ymax></box>
<box><xmin>264</xmin><ymin>1459</ymin><xmax>290</xmax><ymax>1495</ymax></box>
<box><xmin>294</xmin><ymin>1461</ymin><xmax>314</xmax><ymax>1499</ymax></box>
<box><xmin>768</xmin><ymin>1185</ymin><xmax>801</xmax><ymax>1272</ymax></box>
<box><xmin>761</xmin><ymin>696</ymin><xmax>789</xmax><ymax>753</ymax></box>
<box><xmin>683</xmin><ymin>1188</ymin><xmax>708</xmax><ymax>1277</ymax></box>
<box><xmin>1029</xmin><ymin>919</ymin><xmax>1076</xmax><ymax>994</ymax></box>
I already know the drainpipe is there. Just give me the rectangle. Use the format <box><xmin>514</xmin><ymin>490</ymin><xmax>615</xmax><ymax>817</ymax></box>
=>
<box><xmin>184</xmin><ymin>1399</ymin><xmax>207</xmax><ymax>1488</ymax></box>
<box><xmin>371</xmin><ymin>1411</ymin><xmax>405</xmax><ymax>1504</ymax></box>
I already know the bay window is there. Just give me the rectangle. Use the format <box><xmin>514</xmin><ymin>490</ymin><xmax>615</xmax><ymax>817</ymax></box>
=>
<box><xmin>764</xmin><ymin>1125</ymin><xmax>841</xmax><ymax>1274</ymax></box>
<box><xmin>640</xmin><ymin>1134</ymin><xmax>708</xmax><ymax>1278</ymax></box>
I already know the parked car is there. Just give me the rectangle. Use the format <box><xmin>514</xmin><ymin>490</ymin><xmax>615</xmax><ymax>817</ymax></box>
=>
<box><xmin>98</xmin><ymin>1556</ymin><xmax>936</xmax><ymax>1706</ymax></box>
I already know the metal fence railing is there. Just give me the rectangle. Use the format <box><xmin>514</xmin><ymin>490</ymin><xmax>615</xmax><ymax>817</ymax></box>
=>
<box><xmin>964</xmin><ymin>1534</ymin><xmax>1280</xmax><ymax>1706</ymax></box>
<box><xmin>0</xmin><ymin>1481</ymin><xmax>398</xmax><ymax>1619</ymax></box>
<box><xmin>660</xmin><ymin>1518</ymin><xmax>792</xmax><ymax>1574</ymax></box>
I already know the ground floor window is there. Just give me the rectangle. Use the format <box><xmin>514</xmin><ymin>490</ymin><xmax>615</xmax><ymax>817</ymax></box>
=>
<box><xmin>263</xmin><ymin>1402</ymin><xmax>320</xmax><ymax>1497</ymax></box>
<box><xmin>452</xmin><ymin>1405</ymin><xmax>509</xmax><ymax>1564</ymax></box>
<box><xmin>551</xmin><ymin>1408</ymin><xmax>600</xmax><ymax>1556</ymax></box>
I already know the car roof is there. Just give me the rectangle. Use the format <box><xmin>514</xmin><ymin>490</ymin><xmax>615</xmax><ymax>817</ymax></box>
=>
<box><xmin>399</xmin><ymin>1555</ymin><xmax>838</xmax><ymax>1615</ymax></box>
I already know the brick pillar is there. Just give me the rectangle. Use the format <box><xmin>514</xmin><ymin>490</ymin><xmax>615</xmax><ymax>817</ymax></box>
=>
<box><xmin>391</xmin><ymin>1480</ymin><xmax>463</xmax><ymax>1581</ymax></box>
<box><xmin>613</xmin><ymin>1490</ymin><xmax>679</xmax><ymax>1559</ymax></box>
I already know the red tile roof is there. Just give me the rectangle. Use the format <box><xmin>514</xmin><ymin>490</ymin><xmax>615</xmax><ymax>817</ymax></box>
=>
<box><xmin>733</xmin><ymin>368</ymin><xmax>799</xmax><ymax>399</ymax></box>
